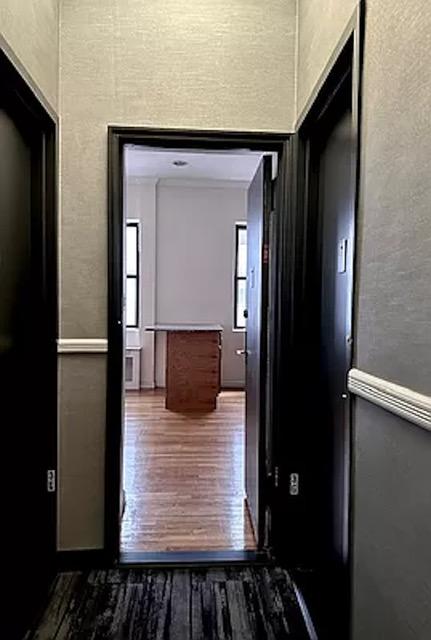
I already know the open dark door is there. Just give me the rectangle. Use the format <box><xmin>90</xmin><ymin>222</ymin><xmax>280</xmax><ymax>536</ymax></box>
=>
<box><xmin>245</xmin><ymin>155</ymin><xmax>272</xmax><ymax>547</ymax></box>
<box><xmin>0</xmin><ymin>53</ymin><xmax>57</xmax><ymax>639</ymax></box>
<box><xmin>284</xmin><ymin>42</ymin><xmax>357</xmax><ymax>640</ymax></box>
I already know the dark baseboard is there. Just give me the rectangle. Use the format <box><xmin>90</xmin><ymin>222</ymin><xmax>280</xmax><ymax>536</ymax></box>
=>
<box><xmin>220</xmin><ymin>386</ymin><xmax>245</xmax><ymax>391</ymax></box>
<box><xmin>57</xmin><ymin>549</ymin><xmax>110</xmax><ymax>571</ymax></box>
<box><xmin>119</xmin><ymin>550</ymin><xmax>270</xmax><ymax>568</ymax></box>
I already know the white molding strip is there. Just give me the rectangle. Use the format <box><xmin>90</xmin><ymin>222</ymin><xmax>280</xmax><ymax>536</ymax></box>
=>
<box><xmin>57</xmin><ymin>338</ymin><xmax>108</xmax><ymax>354</ymax></box>
<box><xmin>348</xmin><ymin>368</ymin><xmax>431</xmax><ymax>432</ymax></box>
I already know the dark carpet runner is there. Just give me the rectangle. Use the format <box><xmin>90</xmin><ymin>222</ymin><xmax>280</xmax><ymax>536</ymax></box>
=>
<box><xmin>29</xmin><ymin>566</ymin><xmax>309</xmax><ymax>639</ymax></box>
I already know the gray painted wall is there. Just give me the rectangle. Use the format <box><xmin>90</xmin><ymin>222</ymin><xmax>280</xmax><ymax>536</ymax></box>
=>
<box><xmin>352</xmin><ymin>400</ymin><xmax>431</xmax><ymax>639</ymax></box>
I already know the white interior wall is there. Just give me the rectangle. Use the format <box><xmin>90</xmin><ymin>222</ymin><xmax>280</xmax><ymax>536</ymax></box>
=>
<box><xmin>126</xmin><ymin>178</ymin><xmax>248</xmax><ymax>389</ymax></box>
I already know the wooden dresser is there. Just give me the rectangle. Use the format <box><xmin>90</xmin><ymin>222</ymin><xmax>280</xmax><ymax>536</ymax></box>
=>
<box><xmin>147</xmin><ymin>324</ymin><xmax>222</xmax><ymax>411</ymax></box>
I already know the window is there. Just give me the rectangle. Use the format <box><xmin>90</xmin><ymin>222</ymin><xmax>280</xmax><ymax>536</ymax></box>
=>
<box><xmin>234</xmin><ymin>223</ymin><xmax>247</xmax><ymax>329</ymax></box>
<box><xmin>126</xmin><ymin>222</ymin><xmax>139</xmax><ymax>327</ymax></box>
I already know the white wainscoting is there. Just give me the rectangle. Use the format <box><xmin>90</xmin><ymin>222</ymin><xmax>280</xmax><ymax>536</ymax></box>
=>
<box><xmin>348</xmin><ymin>368</ymin><xmax>431</xmax><ymax>432</ymax></box>
<box><xmin>57</xmin><ymin>338</ymin><xmax>108</xmax><ymax>353</ymax></box>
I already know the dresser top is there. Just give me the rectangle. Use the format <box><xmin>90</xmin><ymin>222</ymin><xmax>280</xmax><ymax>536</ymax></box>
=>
<box><xmin>146</xmin><ymin>323</ymin><xmax>223</xmax><ymax>332</ymax></box>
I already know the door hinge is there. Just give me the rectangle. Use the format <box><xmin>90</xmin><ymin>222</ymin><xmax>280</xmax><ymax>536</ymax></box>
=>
<box><xmin>289</xmin><ymin>472</ymin><xmax>299</xmax><ymax>496</ymax></box>
<box><xmin>47</xmin><ymin>469</ymin><xmax>56</xmax><ymax>493</ymax></box>
<box><xmin>271</xmin><ymin>179</ymin><xmax>277</xmax><ymax>212</ymax></box>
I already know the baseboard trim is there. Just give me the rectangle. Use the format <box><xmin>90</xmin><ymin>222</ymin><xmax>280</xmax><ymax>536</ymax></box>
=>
<box><xmin>57</xmin><ymin>549</ymin><xmax>109</xmax><ymax>571</ymax></box>
<box><xmin>348</xmin><ymin>368</ymin><xmax>431</xmax><ymax>432</ymax></box>
<box><xmin>221</xmin><ymin>384</ymin><xmax>246</xmax><ymax>391</ymax></box>
<box><xmin>58</xmin><ymin>338</ymin><xmax>108</xmax><ymax>353</ymax></box>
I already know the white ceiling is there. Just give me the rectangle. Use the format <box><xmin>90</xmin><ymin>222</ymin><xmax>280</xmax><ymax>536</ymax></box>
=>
<box><xmin>124</xmin><ymin>146</ymin><xmax>277</xmax><ymax>183</ymax></box>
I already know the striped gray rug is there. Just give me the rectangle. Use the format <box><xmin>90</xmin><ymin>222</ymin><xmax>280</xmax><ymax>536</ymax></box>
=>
<box><xmin>30</xmin><ymin>566</ymin><xmax>309</xmax><ymax>639</ymax></box>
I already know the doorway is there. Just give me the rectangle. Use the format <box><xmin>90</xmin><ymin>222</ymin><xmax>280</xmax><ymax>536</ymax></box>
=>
<box><xmin>280</xmin><ymin>37</ymin><xmax>360</xmax><ymax>639</ymax></box>
<box><xmin>0</xmin><ymin>51</ymin><xmax>57</xmax><ymax>639</ymax></box>
<box><xmin>121</xmin><ymin>147</ymin><xmax>264</xmax><ymax>553</ymax></box>
<box><xmin>106</xmin><ymin>130</ymin><xmax>289</xmax><ymax>563</ymax></box>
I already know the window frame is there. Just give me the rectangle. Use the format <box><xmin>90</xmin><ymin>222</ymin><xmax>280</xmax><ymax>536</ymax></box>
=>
<box><xmin>126</xmin><ymin>220</ymin><xmax>140</xmax><ymax>328</ymax></box>
<box><xmin>234</xmin><ymin>222</ymin><xmax>247</xmax><ymax>330</ymax></box>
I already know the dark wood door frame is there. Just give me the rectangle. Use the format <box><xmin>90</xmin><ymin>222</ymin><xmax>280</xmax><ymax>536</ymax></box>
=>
<box><xmin>106</xmin><ymin>127</ymin><xmax>293</xmax><ymax>562</ymax></box>
<box><xmin>276</xmin><ymin>32</ymin><xmax>363</xmax><ymax>639</ymax></box>
<box><xmin>0</xmin><ymin>48</ymin><xmax>58</xmax><ymax>636</ymax></box>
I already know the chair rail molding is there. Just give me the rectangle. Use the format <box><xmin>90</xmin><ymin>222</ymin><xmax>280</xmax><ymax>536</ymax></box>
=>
<box><xmin>57</xmin><ymin>338</ymin><xmax>108</xmax><ymax>354</ymax></box>
<box><xmin>348</xmin><ymin>368</ymin><xmax>431</xmax><ymax>432</ymax></box>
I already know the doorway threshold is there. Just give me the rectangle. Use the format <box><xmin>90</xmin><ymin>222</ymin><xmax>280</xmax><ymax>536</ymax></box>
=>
<box><xmin>119</xmin><ymin>550</ymin><xmax>271</xmax><ymax>568</ymax></box>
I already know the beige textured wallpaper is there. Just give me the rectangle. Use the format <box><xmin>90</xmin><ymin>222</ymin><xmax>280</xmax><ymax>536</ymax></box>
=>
<box><xmin>355</xmin><ymin>0</ymin><xmax>431</xmax><ymax>395</ymax></box>
<box><xmin>58</xmin><ymin>0</ymin><xmax>297</xmax><ymax>549</ymax></box>
<box><xmin>0</xmin><ymin>0</ymin><xmax>59</xmax><ymax>112</ymax></box>
<box><xmin>60</xmin><ymin>0</ymin><xmax>296</xmax><ymax>339</ymax></box>
<box><xmin>58</xmin><ymin>355</ymin><xmax>107</xmax><ymax>550</ymax></box>
<box><xmin>353</xmin><ymin>4</ymin><xmax>431</xmax><ymax>635</ymax></box>
<box><xmin>296</xmin><ymin>0</ymin><xmax>358</xmax><ymax>121</ymax></box>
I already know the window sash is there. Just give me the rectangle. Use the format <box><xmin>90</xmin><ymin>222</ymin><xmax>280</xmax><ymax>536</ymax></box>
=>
<box><xmin>126</xmin><ymin>222</ymin><xmax>139</xmax><ymax>328</ymax></box>
<box><xmin>234</xmin><ymin>223</ymin><xmax>247</xmax><ymax>329</ymax></box>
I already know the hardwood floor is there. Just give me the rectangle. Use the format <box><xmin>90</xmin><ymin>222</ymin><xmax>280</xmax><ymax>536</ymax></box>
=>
<box><xmin>121</xmin><ymin>390</ymin><xmax>256</xmax><ymax>552</ymax></box>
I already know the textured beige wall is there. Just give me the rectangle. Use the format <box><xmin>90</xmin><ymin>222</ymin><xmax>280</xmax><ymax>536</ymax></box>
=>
<box><xmin>0</xmin><ymin>0</ymin><xmax>59</xmax><ymax>112</ymax></box>
<box><xmin>59</xmin><ymin>0</ymin><xmax>296</xmax><ymax>549</ymax></box>
<box><xmin>355</xmin><ymin>0</ymin><xmax>431</xmax><ymax>395</ymax></box>
<box><xmin>58</xmin><ymin>355</ymin><xmax>107</xmax><ymax>550</ymax></box>
<box><xmin>296</xmin><ymin>0</ymin><xmax>358</xmax><ymax>121</ymax></box>
<box><xmin>60</xmin><ymin>0</ymin><xmax>296</xmax><ymax>339</ymax></box>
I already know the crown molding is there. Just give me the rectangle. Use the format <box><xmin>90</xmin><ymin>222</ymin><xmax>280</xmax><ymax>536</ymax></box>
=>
<box><xmin>348</xmin><ymin>368</ymin><xmax>431</xmax><ymax>432</ymax></box>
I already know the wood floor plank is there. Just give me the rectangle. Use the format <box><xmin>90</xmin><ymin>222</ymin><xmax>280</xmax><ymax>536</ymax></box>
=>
<box><xmin>29</xmin><ymin>568</ymin><xmax>309</xmax><ymax>640</ymax></box>
<box><xmin>121</xmin><ymin>390</ymin><xmax>256</xmax><ymax>552</ymax></box>
<box><xmin>169</xmin><ymin>571</ymin><xmax>191</xmax><ymax>639</ymax></box>
<box><xmin>31</xmin><ymin>573</ymin><xmax>80</xmax><ymax>640</ymax></box>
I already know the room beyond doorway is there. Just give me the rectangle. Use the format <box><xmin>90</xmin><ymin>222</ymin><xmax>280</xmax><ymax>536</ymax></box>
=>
<box><xmin>119</xmin><ymin>145</ymin><xmax>272</xmax><ymax>555</ymax></box>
